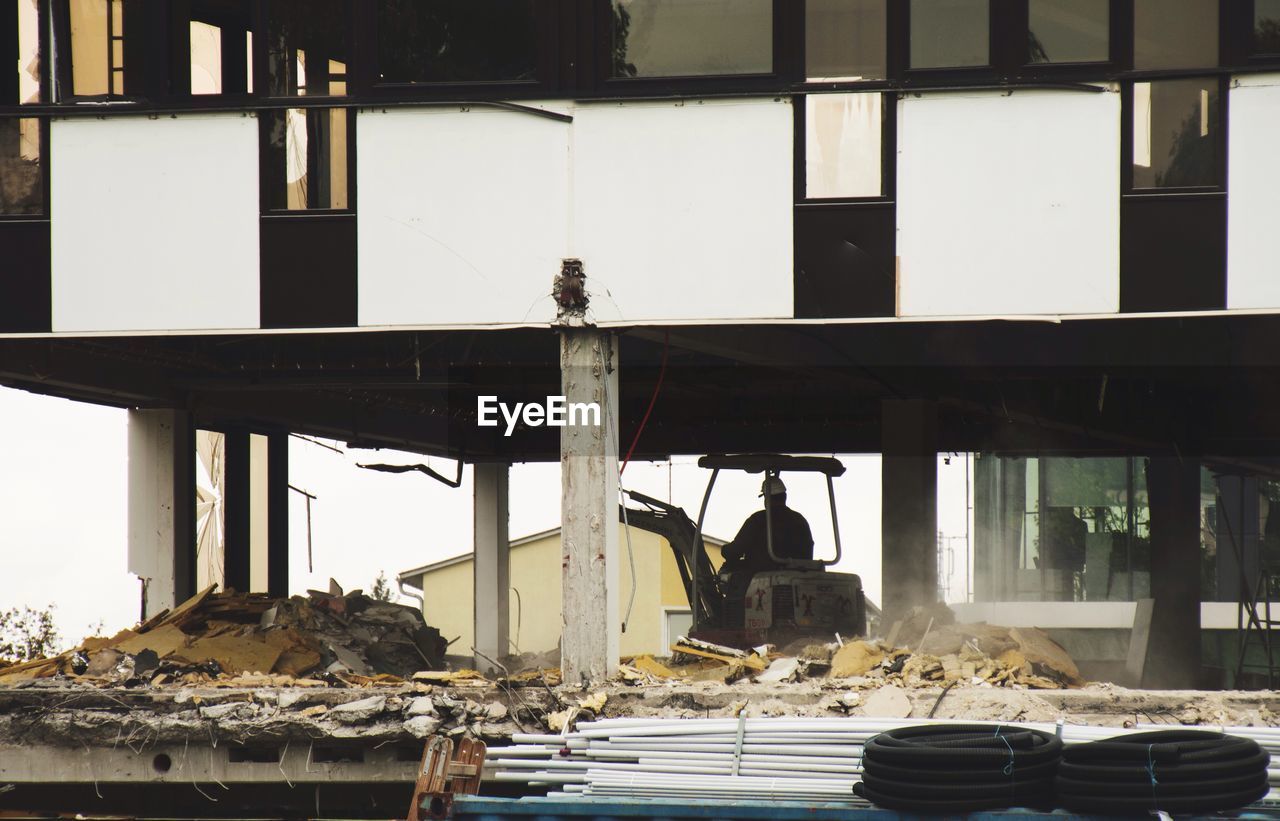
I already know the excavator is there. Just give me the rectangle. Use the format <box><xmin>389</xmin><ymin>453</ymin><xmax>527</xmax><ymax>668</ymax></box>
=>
<box><xmin>620</xmin><ymin>454</ymin><xmax>870</xmax><ymax>649</ymax></box>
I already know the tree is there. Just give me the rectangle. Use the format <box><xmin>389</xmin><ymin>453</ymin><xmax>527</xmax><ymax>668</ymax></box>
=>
<box><xmin>371</xmin><ymin>571</ymin><xmax>394</xmax><ymax>603</ymax></box>
<box><xmin>0</xmin><ymin>604</ymin><xmax>61</xmax><ymax>662</ymax></box>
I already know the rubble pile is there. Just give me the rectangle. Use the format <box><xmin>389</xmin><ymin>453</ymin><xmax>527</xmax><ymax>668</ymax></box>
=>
<box><xmin>611</xmin><ymin>612</ymin><xmax>1082</xmax><ymax>692</ymax></box>
<box><xmin>0</xmin><ymin>680</ymin><xmax>536</xmax><ymax>747</ymax></box>
<box><xmin>0</xmin><ymin>584</ymin><xmax>448</xmax><ymax>687</ymax></box>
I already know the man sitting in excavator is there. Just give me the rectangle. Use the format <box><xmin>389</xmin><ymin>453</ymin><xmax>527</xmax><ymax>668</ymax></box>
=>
<box><xmin>721</xmin><ymin>476</ymin><xmax>814</xmax><ymax>595</ymax></box>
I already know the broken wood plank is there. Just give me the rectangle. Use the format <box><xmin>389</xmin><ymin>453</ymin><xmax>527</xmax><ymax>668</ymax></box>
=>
<box><xmin>670</xmin><ymin>644</ymin><xmax>767</xmax><ymax>671</ymax></box>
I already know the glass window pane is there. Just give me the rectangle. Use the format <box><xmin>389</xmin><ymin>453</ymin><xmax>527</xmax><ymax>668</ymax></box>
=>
<box><xmin>377</xmin><ymin>0</ymin><xmax>537</xmax><ymax>84</ymax></box>
<box><xmin>806</xmin><ymin>0</ymin><xmax>886</xmax><ymax>81</ymax></box>
<box><xmin>1133</xmin><ymin>0</ymin><xmax>1217</xmax><ymax>70</ymax></box>
<box><xmin>187</xmin><ymin>1</ymin><xmax>253</xmax><ymax>95</ymax></box>
<box><xmin>268</xmin><ymin>0</ymin><xmax>349</xmax><ymax>96</ymax></box>
<box><xmin>0</xmin><ymin>118</ymin><xmax>42</xmax><ymax>214</ymax></box>
<box><xmin>612</xmin><ymin>0</ymin><xmax>772</xmax><ymax>78</ymax></box>
<box><xmin>1132</xmin><ymin>79</ymin><xmax>1219</xmax><ymax>189</ymax></box>
<box><xmin>190</xmin><ymin>21</ymin><xmax>223</xmax><ymax>94</ymax></box>
<box><xmin>18</xmin><ymin>0</ymin><xmax>40</xmax><ymax>103</ymax></box>
<box><xmin>805</xmin><ymin>93</ymin><xmax>882</xmax><ymax>198</ymax></box>
<box><xmin>910</xmin><ymin>0</ymin><xmax>990</xmax><ymax>68</ymax></box>
<box><xmin>68</xmin><ymin>0</ymin><xmax>111</xmax><ymax>96</ymax></box>
<box><xmin>1028</xmin><ymin>0</ymin><xmax>1109</xmax><ymax>64</ymax></box>
<box><xmin>265</xmin><ymin>108</ymin><xmax>347</xmax><ymax>210</ymax></box>
<box><xmin>1256</xmin><ymin>0</ymin><xmax>1280</xmax><ymax>54</ymax></box>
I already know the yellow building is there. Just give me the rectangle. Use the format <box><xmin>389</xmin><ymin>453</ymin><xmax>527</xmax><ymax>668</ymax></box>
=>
<box><xmin>398</xmin><ymin>525</ymin><xmax>723</xmax><ymax>659</ymax></box>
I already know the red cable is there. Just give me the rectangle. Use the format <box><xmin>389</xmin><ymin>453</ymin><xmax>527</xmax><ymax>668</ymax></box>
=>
<box><xmin>620</xmin><ymin>331</ymin><xmax>669</xmax><ymax>475</ymax></box>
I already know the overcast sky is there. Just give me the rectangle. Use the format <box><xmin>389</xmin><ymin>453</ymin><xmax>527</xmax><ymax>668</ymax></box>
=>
<box><xmin>0</xmin><ymin>385</ymin><xmax>974</xmax><ymax>649</ymax></box>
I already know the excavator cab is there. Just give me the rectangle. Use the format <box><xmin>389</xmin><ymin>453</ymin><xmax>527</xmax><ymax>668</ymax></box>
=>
<box><xmin>620</xmin><ymin>454</ymin><xmax>868</xmax><ymax>649</ymax></box>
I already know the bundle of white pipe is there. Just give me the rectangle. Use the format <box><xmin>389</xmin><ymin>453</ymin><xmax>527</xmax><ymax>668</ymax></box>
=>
<box><xmin>484</xmin><ymin>717</ymin><xmax>1280</xmax><ymax>804</ymax></box>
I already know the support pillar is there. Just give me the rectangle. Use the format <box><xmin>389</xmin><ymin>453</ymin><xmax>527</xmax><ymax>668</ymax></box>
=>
<box><xmin>127</xmin><ymin>409</ymin><xmax>196</xmax><ymax>618</ymax></box>
<box><xmin>1143</xmin><ymin>456</ymin><xmax>1203</xmax><ymax>688</ymax></box>
<box><xmin>222</xmin><ymin>430</ymin><xmax>251</xmax><ymax>593</ymax></box>
<box><xmin>880</xmin><ymin>399</ymin><xmax>938</xmax><ymax>625</ymax></box>
<box><xmin>267</xmin><ymin>432</ymin><xmax>290</xmax><ymax>597</ymax></box>
<box><xmin>560</xmin><ymin>328</ymin><xmax>619</xmax><ymax>684</ymax></box>
<box><xmin>473</xmin><ymin>463</ymin><xmax>511</xmax><ymax>672</ymax></box>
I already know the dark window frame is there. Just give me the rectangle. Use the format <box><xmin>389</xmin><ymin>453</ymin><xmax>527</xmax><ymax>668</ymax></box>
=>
<box><xmin>1</xmin><ymin>0</ymin><xmax>51</xmax><ymax>220</ymax></box>
<box><xmin>590</xmin><ymin>0</ymin><xmax>797</xmax><ymax>96</ymax></box>
<box><xmin>169</xmin><ymin>0</ymin><xmax>257</xmax><ymax>101</ymax></box>
<box><xmin>258</xmin><ymin>104</ymin><xmax>357</xmax><ymax>215</ymax></box>
<box><xmin>1128</xmin><ymin>0</ymin><xmax>1224</xmax><ymax>73</ymax></box>
<box><xmin>357</xmin><ymin>0</ymin><xmax>559</xmax><ymax>100</ymax></box>
<box><xmin>1229</xmin><ymin>0</ymin><xmax>1280</xmax><ymax>61</ymax></box>
<box><xmin>901</xmin><ymin>0</ymin><xmax>1000</xmax><ymax>81</ymax></box>
<box><xmin>1015</xmin><ymin>0</ymin><xmax>1122</xmax><ymax>80</ymax></box>
<box><xmin>1119</xmin><ymin>74</ymin><xmax>1229</xmax><ymax>197</ymax></box>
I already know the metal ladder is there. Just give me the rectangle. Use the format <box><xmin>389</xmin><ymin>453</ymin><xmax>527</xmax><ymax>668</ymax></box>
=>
<box><xmin>1220</xmin><ymin>486</ymin><xmax>1280</xmax><ymax>687</ymax></box>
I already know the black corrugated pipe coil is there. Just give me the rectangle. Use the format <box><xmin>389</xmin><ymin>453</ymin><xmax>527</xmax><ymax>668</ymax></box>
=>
<box><xmin>854</xmin><ymin>724</ymin><xmax>1063</xmax><ymax>812</ymax></box>
<box><xmin>1056</xmin><ymin>729</ymin><xmax>1271</xmax><ymax>814</ymax></box>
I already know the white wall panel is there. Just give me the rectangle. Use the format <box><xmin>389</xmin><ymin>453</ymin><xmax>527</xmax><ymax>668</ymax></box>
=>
<box><xmin>572</xmin><ymin>99</ymin><xmax>793</xmax><ymax>322</ymax></box>
<box><xmin>51</xmin><ymin>114</ymin><xmax>260</xmax><ymax>332</ymax></box>
<box><xmin>897</xmin><ymin>89</ymin><xmax>1120</xmax><ymax>317</ymax></box>
<box><xmin>1227</xmin><ymin>74</ymin><xmax>1280</xmax><ymax>310</ymax></box>
<box><xmin>357</xmin><ymin>107</ymin><xmax>570</xmax><ymax>327</ymax></box>
<box><xmin>359</xmin><ymin>99</ymin><xmax>793</xmax><ymax>326</ymax></box>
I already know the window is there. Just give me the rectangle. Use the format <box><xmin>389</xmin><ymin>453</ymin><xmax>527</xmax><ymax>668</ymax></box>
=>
<box><xmin>1028</xmin><ymin>0</ymin><xmax>1109</xmax><ymax>64</ymax></box>
<box><xmin>909</xmin><ymin>0</ymin><xmax>990</xmax><ymax>69</ymax></box>
<box><xmin>611</xmin><ymin>0</ymin><xmax>772</xmax><ymax>78</ymax></box>
<box><xmin>66</xmin><ymin>0</ymin><xmax>125</xmax><ymax>96</ymax></box>
<box><xmin>805</xmin><ymin>93</ymin><xmax>883</xmax><ymax>199</ymax></box>
<box><xmin>11</xmin><ymin>0</ymin><xmax>41</xmax><ymax>104</ymax></box>
<box><xmin>1133</xmin><ymin>0</ymin><xmax>1217</xmax><ymax>70</ymax></box>
<box><xmin>805</xmin><ymin>0</ymin><xmax>887</xmax><ymax>81</ymax></box>
<box><xmin>263</xmin><ymin>109</ymin><xmax>348</xmax><ymax>210</ymax></box>
<box><xmin>263</xmin><ymin>2</ymin><xmax>351</xmax><ymax>210</ymax></box>
<box><xmin>1132</xmin><ymin>79</ymin><xmax>1220</xmax><ymax>189</ymax></box>
<box><xmin>0</xmin><ymin>118</ymin><xmax>42</xmax><ymax>214</ymax></box>
<box><xmin>1257</xmin><ymin>0</ymin><xmax>1280</xmax><ymax>54</ymax></box>
<box><xmin>186</xmin><ymin>0</ymin><xmax>253</xmax><ymax>95</ymax></box>
<box><xmin>376</xmin><ymin>0</ymin><xmax>538</xmax><ymax>84</ymax></box>
<box><xmin>267</xmin><ymin>0</ymin><xmax>350</xmax><ymax>97</ymax></box>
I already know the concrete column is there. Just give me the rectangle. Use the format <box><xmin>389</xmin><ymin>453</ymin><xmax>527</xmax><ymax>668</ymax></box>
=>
<box><xmin>127</xmin><ymin>409</ymin><xmax>196</xmax><ymax>618</ymax></box>
<box><xmin>880</xmin><ymin>399</ymin><xmax>938</xmax><ymax>625</ymax></box>
<box><xmin>1143</xmin><ymin>456</ymin><xmax>1203</xmax><ymax>688</ymax></box>
<box><xmin>222</xmin><ymin>430</ymin><xmax>251</xmax><ymax>593</ymax></box>
<box><xmin>473</xmin><ymin>462</ymin><xmax>511</xmax><ymax>672</ymax></box>
<box><xmin>560</xmin><ymin>328</ymin><xmax>619</xmax><ymax>684</ymax></box>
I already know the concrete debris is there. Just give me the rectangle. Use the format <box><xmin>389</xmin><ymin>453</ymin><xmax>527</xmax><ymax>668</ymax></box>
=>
<box><xmin>329</xmin><ymin>695</ymin><xmax>386</xmax><ymax>723</ymax></box>
<box><xmin>862</xmin><ymin>686</ymin><xmax>913</xmax><ymax>718</ymax></box>
<box><xmin>0</xmin><ymin>585</ymin><xmax>449</xmax><ymax>688</ymax></box>
<box><xmin>405</xmin><ymin>696</ymin><xmax>437</xmax><ymax>717</ymax></box>
<box><xmin>198</xmin><ymin>701</ymin><xmax>257</xmax><ymax>721</ymax></box>
<box><xmin>402</xmin><ymin>715</ymin><xmax>443</xmax><ymax>738</ymax></box>
<box><xmin>756</xmin><ymin>657</ymin><xmax>801</xmax><ymax>684</ymax></box>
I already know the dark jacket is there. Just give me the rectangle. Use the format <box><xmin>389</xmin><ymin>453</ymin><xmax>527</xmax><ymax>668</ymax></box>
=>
<box><xmin>724</xmin><ymin>504</ymin><xmax>814</xmax><ymax>573</ymax></box>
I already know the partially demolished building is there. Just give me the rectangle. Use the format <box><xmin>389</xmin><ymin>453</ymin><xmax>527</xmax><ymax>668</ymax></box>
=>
<box><xmin>6</xmin><ymin>0</ymin><xmax>1280</xmax><ymax>816</ymax></box>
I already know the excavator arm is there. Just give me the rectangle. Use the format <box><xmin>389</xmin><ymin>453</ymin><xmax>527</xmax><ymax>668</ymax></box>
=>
<box><xmin>619</xmin><ymin>490</ymin><xmax>726</xmax><ymax>628</ymax></box>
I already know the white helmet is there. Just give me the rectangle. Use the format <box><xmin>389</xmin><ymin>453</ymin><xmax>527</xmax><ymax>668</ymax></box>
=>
<box><xmin>759</xmin><ymin>476</ymin><xmax>787</xmax><ymax>497</ymax></box>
